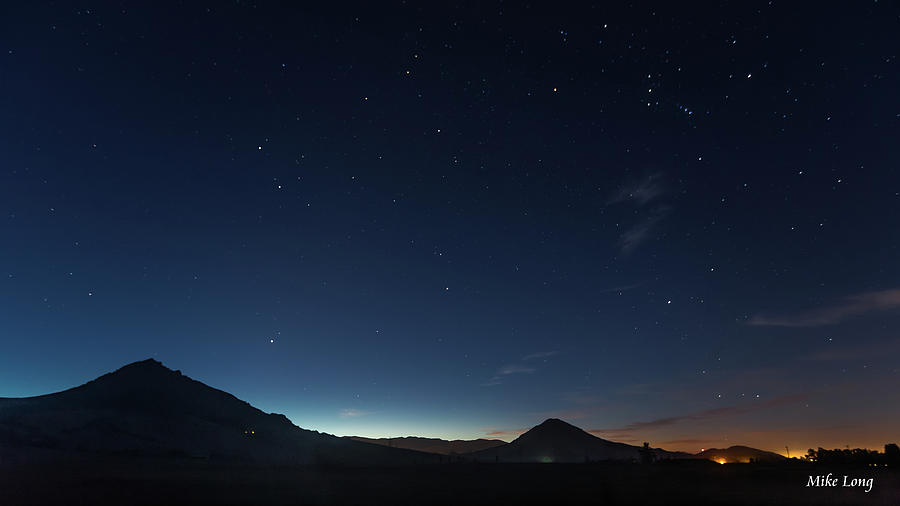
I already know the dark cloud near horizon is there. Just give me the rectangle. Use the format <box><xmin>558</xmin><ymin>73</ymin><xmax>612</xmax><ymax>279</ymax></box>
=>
<box><xmin>750</xmin><ymin>289</ymin><xmax>900</xmax><ymax>327</ymax></box>
<box><xmin>591</xmin><ymin>394</ymin><xmax>807</xmax><ymax>436</ymax></box>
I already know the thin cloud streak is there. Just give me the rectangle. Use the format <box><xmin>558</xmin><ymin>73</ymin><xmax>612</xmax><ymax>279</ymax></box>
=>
<box><xmin>591</xmin><ymin>394</ymin><xmax>807</xmax><ymax>435</ymax></box>
<box><xmin>483</xmin><ymin>351</ymin><xmax>559</xmax><ymax>386</ymax></box>
<box><xmin>749</xmin><ymin>289</ymin><xmax>900</xmax><ymax>327</ymax></box>
<box><xmin>617</xmin><ymin>208</ymin><xmax>669</xmax><ymax>255</ymax></box>
<box><xmin>339</xmin><ymin>408</ymin><xmax>373</xmax><ymax>418</ymax></box>
<box><xmin>607</xmin><ymin>173</ymin><xmax>665</xmax><ymax>206</ymax></box>
<box><xmin>522</xmin><ymin>351</ymin><xmax>559</xmax><ymax>361</ymax></box>
<box><xmin>484</xmin><ymin>428</ymin><xmax>527</xmax><ymax>437</ymax></box>
<box><xmin>498</xmin><ymin>365</ymin><xmax>536</xmax><ymax>375</ymax></box>
<box><xmin>482</xmin><ymin>364</ymin><xmax>537</xmax><ymax>386</ymax></box>
<box><xmin>607</xmin><ymin>172</ymin><xmax>670</xmax><ymax>255</ymax></box>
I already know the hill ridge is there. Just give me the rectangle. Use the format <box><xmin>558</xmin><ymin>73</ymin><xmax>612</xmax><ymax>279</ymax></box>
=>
<box><xmin>0</xmin><ymin>359</ymin><xmax>437</xmax><ymax>466</ymax></box>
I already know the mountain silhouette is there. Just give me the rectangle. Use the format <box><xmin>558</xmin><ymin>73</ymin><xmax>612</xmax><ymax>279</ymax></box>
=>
<box><xmin>347</xmin><ymin>436</ymin><xmax>506</xmax><ymax>455</ymax></box>
<box><xmin>0</xmin><ymin>359</ymin><xmax>436</xmax><ymax>466</ymax></box>
<box><xmin>698</xmin><ymin>445</ymin><xmax>787</xmax><ymax>463</ymax></box>
<box><xmin>466</xmin><ymin>418</ymin><xmax>692</xmax><ymax>463</ymax></box>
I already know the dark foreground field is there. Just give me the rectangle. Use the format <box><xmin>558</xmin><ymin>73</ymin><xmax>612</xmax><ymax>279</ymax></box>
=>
<box><xmin>2</xmin><ymin>458</ymin><xmax>898</xmax><ymax>506</ymax></box>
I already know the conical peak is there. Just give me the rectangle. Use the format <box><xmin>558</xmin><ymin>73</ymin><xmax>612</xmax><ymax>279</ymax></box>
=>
<box><xmin>126</xmin><ymin>358</ymin><xmax>164</xmax><ymax>368</ymax></box>
<box><xmin>514</xmin><ymin>418</ymin><xmax>593</xmax><ymax>442</ymax></box>
<box><xmin>113</xmin><ymin>358</ymin><xmax>173</xmax><ymax>374</ymax></box>
<box><xmin>535</xmin><ymin>418</ymin><xmax>579</xmax><ymax>431</ymax></box>
<box><xmin>91</xmin><ymin>358</ymin><xmax>185</xmax><ymax>386</ymax></box>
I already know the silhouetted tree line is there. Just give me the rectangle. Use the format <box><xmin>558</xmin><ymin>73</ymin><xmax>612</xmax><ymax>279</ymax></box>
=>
<box><xmin>803</xmin><ymin>444</ymin><xmax>899</xmax><ymax>467</ymax></box>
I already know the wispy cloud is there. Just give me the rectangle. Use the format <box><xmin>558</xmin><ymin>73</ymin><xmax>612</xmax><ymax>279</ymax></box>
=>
<box><xmin>749</xmin><ymin>289</ymin><xmax>900</xmax><ymax>327</ymax></box>
<box><xmin>522</xmin><ymin>351</ymin><xmax>559</xmax><ymax>361</ymax></box>
<box><xmin>608</xmin><ymin>173</ymin><xmax>666</xmax><ymax>206</ymax></box>
<box><xmin>590</xmin><ymin>394</ymin><xmax>807</xmax><ymax>437</ymax></box>
<box><xmin>607</xmin><ymin>173</ymin><xmax>670</xmax><ymax>255</ymax></box>
<box><xmin>484</xmin><ymin>428</ymin><xmax>528</xmax><ymax>438</ymax></box>
<box><xmin>483</xmin><ymin>351</ymin><xmax>559</xmax><ymax>386</ymax></box>
<box><xmin>339</xmin><ymin>408</ymin><xmax>373</xmax><ymax>418</ymax></box>
<box><xmin>617</xmin><ymin>207</ymin><xmax>670</xmax><ymax>255</ymax></box>
<box><xmin>483</xmin><ymin>364</ymin><xmax>537</xmax><ymax>386</ymax></box>
<box><xmin>498</xmin><ymin>364</ymin><xmax>536</xmax><ymax>375</ymax></box>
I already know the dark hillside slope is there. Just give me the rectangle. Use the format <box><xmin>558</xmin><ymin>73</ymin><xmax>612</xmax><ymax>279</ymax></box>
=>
<box><xmin>0</xmin><ymin>359</ymin><xmax>435</xmax><ymax>466</ymax></box>
<box><xmin>467</xmin><ymin>418</ymin><xmax>694</xmax><ymax>463</ymax></box>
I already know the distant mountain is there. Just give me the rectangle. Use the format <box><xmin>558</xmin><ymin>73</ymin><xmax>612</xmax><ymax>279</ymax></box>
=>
<box><xmin>0</xmin><ymin>359</ymin><xmax>436</xmax><ymax>466</ymax></box>
<box><xmin>347</xmin><ymin>436</ymin><xmax>506</xmax><ymax>455</ymax></box>
<box><xmin>466</xmin><ymin>418</ymin><xmax>693</xmax><ymax>463</ymax></box>
<box><xmin>698</xmin><ymin>446</ymin><xmax>787</xmax><ymax>464</ymax></box>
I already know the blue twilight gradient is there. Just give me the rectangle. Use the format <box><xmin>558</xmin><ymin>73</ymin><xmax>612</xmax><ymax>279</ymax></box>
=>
<box><xmin>1</xmin><ymin>2</ymin><xmax>899</xmax><ymax>452</ymax></box>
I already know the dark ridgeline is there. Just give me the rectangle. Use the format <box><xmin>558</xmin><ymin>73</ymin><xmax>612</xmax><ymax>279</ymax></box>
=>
<box><xmin>347</xmin><ymin>435</ymin><xmax>506</xmax><ymax>455</ymax></box>
<box><xmin>697</xmin><ymin>446</ymin><xmax>787</xmax><ymax>464</ymax></box>
<box><xmin>465</xmin><ymin>418</ymin><xmax>694</xmax><ymax>463</ymax></box>
<box><xmin>0</xmin><ymin>360</ymin><xmax>786</xmax><ymax>467</ymax></box>
<box><xmin>0</xmin><ymin>359</ymin><xmax>436</xmax><ymax>466</ymax></box>
<box><xmin>1</xmin><ymin>360</ymin><xmax>898</xmax><ymax>505</ymax></box>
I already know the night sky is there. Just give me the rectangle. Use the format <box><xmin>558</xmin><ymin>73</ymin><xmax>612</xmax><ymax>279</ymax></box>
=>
<box><xmin>2</xmin><ymin>2</ymin><xmax>899</xmax><ymax>454</ymax></box>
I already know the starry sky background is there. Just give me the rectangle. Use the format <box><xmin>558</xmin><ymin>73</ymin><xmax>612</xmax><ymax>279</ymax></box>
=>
<box><xmin>2</xmin><ymin>2</ymin><xmax>899</xmax><ymax>454</ymax></box>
